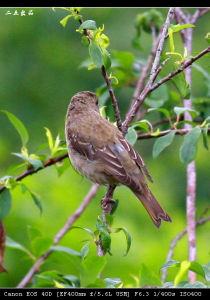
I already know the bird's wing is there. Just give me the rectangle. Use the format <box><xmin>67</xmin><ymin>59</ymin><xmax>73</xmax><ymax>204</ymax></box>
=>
<box><xmin>68</xmin><ymin>131</ymin><xmax>152</xmax><ymax>190</ymax></box>
<box><xmin>118</xmin><ymin>136</ymin><xmax>153</xmax><ymax>183</ymax></box>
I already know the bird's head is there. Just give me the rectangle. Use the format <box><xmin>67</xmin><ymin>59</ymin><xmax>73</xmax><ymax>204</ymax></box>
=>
<box><xmin>69</xmin><ymin>91</ymin><xmax>99</xmax><ymax>113</ymax></box>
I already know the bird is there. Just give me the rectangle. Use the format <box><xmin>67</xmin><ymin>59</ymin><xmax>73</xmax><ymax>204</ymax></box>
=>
<box><xmin>65</xmin><ymin>91</ymin><xmax>172</xmax><ymax>228</ymax></box>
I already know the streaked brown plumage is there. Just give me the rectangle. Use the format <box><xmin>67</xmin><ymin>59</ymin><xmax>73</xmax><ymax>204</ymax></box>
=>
<box><xmin>65</xmin><ymin>91</ymin><xmax>172</xmax><ymax>228</ymax></box>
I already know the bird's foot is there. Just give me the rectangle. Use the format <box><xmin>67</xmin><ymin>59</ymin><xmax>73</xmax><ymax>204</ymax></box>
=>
<box><xmin>101</xmin><ymin>197</ymin><xmax>116</xmax><ymax>214</ymax></box>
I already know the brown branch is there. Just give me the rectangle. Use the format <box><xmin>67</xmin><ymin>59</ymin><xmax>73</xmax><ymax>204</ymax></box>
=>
<box><xmin>174</xmin><ymin>7</ymin><xmax>188</xmax><ymax>24</ymax></box>
<box><xmin>138</xmin><ymin>127</ymin><xmax>210</xmax><ymax>140</ymax></box>
<box><xmin>130</xmin><ymin>25</ymin><xmax>159</xmax><ymax>110</ymax></box>
<box><xmin>191</xmin><ymin>7</ymin><xmax>210</xmax><ymax>24</ymax></box>
<box><xmin>161</xmin><ymin>215</ymin><xmax>210</xmax><ymax>283</ymax></box>
<box><xmin>0</xmin><ymin>153</ymin><xmax>69</xmax><ymax>194</ymax></box>
<box><xmin>150</xmin><ymin>46</ymin><xmax>210</xmax><ymax>94</ymax></box>
<box><xmin>101</xmin><ymin>66</ymin><xmax>122</xmax><ymax>132</ymax></box>
<box><xmin>122</xmin><ymin>7</ymin><xmax>175</xmax><ymax>134</ymax></box>
<box><xmin>17</xmin><ymin>183</ymin><xmax>99</xmax><ymax>288</ymax></box>
<box><xmin>78</xmin><ymin>14</ymin><xmax>122</xmax><ymax>133</ymax></box>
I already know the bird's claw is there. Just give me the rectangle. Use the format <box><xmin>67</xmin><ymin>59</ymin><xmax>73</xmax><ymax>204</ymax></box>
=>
<box><xmin>101</xmin><ymin>197</ymin><xmax>115</xmax><ymax>214</ymax></box>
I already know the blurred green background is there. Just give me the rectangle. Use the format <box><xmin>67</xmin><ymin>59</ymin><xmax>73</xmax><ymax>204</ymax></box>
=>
<box><xmin>0</xmin><ymin>7</ymin><xmax>209</xmax><ymax>287</ymax></box>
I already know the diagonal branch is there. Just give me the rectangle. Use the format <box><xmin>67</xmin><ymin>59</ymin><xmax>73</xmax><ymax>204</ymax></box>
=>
<box><xmin>0</xmin><ymin>153</ymin><xmax>68</xmax><ymax>194</ymax></box>
<box><xmin>78</xmin><ymin>14</ymin><xmax>122</xmax><ymax>132</ymax></box>
<box><xmin>122</xmin><ymin>7</ymin><xmax>175</xmax><ymax>134</ymax></box>
<box><xmin>150</xmin><ymin>46</ymin><xmax>210</xmax><ymax>93</ymax></box>
<box><xmin>101</xmin><ymin>66</ymin><xmax>122</xmax><ymax>131</ymax></box>
<box><xmin>17</xmin><ymin>183</ymin><xmax>99</xmax><ymax>288</ymax></box>
<box><xmin>191</xmin><ymin>7</ymin><xmax>210</xmax><ymax>24</ymax></box>
<box><xmin>130</xmin><ymin>24</ymin><xmax>160</xmax><ymax>110</ymax></box>
<box><xmin>137</xmin><ymin>127</ymin><xmax>210</xmax><ymax>140</ymax></box>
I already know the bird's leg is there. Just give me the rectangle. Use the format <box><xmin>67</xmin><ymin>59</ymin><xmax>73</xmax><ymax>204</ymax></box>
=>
<box><xmin>101</xmin><ymin>185</ymin><xmax>116</xmax><ymax>214</ymax></box>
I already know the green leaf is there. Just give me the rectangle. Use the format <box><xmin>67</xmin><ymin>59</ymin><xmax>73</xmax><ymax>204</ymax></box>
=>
<box><xmin>174</xmin><ymin>106</ymin><xmax>198</xmax><ymax>118</ymax></box>
<box><xmin>81</xmin><ymin>35</ymin><xmax>89</xmax><ymax>47</ymax></box>
<box><xmin>112</xmin><ymin>51</ymin><xmax>134</xmax><ymax>70</ymax></box>
<box><xmin>102</xmin><ymin>48</ymin><xmax>111</xmax><ymax>70</ymax></box>
<box><xmin>80</xmin><ymin>243</ymin><xmax>89</xmax><ymax>260</ymax></box>
<box><xmin>60</xmin><ymin>14</ymin><xmax>73</xmax><ymax>27</ymax></box>
<box><xmin>100</xmin><ymin>231</ymin><xmax>111</xmax><ymax>254</ymax></box>
<box><xmin>152</xmin><ymin>131</ymin><xmax>175</xmax><ymax>158</ymax></box>
<box><xmin>145</xmin><ymin>83</ymin><xmax>168</xmax><ymax>108</ymax></box>
<box><xmin>110</xmin><ymin>199</ymin><xmax>119</xmax><ymax>215</ymax></box>
<box><xmin>174</xmin><ymin>260</ymin><xmax>191</xmax><ymax>287</ymax></box>
<box><xmin>44</xmin><ymin>127</ymin><xmax>54</xmax><ymax>154</ymax></box>
<box><xmin>131</xmin><ymin>119</ymin><xmax>152</xmax><ymax>132</ymax></box>
<box><xmin>148</xmin><ymin>108</ymin><xmax>171</xmax><ymax>121</ymax></box>
<box><xmin>139</xmin><ymin>264</ymin><xmax>162</xmax><ymax>287</ymax></box>
<box><xmin>27</xmin><ymin>157</ymin><xmax>44</xmax><ymax>171</ymax></box>
<box><xmin>32</xmin><ymin>237</ymin><xmax>53</xmax><ymax>257</ymax></box>
<box><xmin>160</xmin><ymin>259</ymin><xmax>180</xmax><ymax>269</ymax></box>
<box><xmin>34</xmin><ymin>270</ymin><xmax>66</xmax><ymax>288</ymax></box>
<box><xmin>0</xmin><ymin>176</ymin><xmax>16</xmax><ymax>190</ymax></box>
<box><xmin>104</xmin><ymin>277</ymin><xmax>122</xmax><ymax>288</ymax></box>
<box><xmin>105</xmin><ymin>214</ymin><xmax>114</xmax><ymax>227</ymax></box>
<box><xmin>6</xmin><ymin>236</ymin><xmax>34</xmax><ymax>259</ymax></box>
<box><xmin>172</xmin><ymin>71</ymin><xmax>190</xmax><ymax>99</ymax></box>
<box><xmin>54</xmin><ymin>159</ymin><xmax>70</xmax><ymax>177</ymax></box>
<box><xmin>70</xmin><ymin>226</ymin><xmax>94</xmax><ymax>238</ymax></box>
<box><xmin>27</xmin><ymin>225</ymin><xmax>42</xmax><ymax>242</ymax></box>
<box><xmin>80</xmin><ymin>255</ymin><xmax>106</xmax><ymax>287</ymax></box>
<box><xmin>29</xmin><ymin>191</ymin><xmax>43</xmax><ymax>214</ymax></box>
<box><xmin>79</xmin><ymin>20</ymin><xmax>97</xmax><ymax>30</ymax></box>
<box><xmin>51</xmin><ymin>245</ymin><xmax>81</xmax><ymax>257</ymax></box>
<box><xmin>6</xmin><ymin>162</ymin><xmax>25</xmax><ymax>174</ymax></box>
<box><xmin>203</xmin><ymin>261</ymin><xmax>210</xmax><ymax>282</ymax></box>
<box><xmin>169</xmin><ymin>23</ymin><xmax>195</xmax><ymax>33</ymax></box>
<box><xmin>63</xmin><ymin>275</ymin><xmax>80</xmax><ymax>287</ymax></box>
<box><xmin>96</xmin><ymin>216</ymin><xmax>111</xmax><ymax>254</ymax></box>
<box><xmin>205</xmin><ymin>32</ymin><xmax>210</xmax><ymax>44</ymax></box>
<box><xmin>0</xmin><ymin>189</ymin><xmax>12</xmax><ymax>220</ymax></box>
<box><xmin>1</xmin><ymin>110</ymin><xmax>29</xmax><ymax>145</ymax></box>
<box><xmin>202</xmin><ymin>125</ymin><xmax>209</xmax><ymax>150</ymax></box>
<box><xmin>180</xmin><ymin>127</ymin><xmax>201</xmax><ymax>165</ymax></box>
<box><xmin>53</xmin><ymin>280</ymin><xmax>65</xmax><ymax>288</ymax></box>
<box><xmin>89</xmin><ymin>40</ymin><xmax>103</xmax><ymax>68</ymax></box>
<box><xmin>176</xmin><ymin>120</ymin><xmax>197</xmax><ymax>128</ymax></box>
<box><xmin>168</xmin><ymin>28</ymin><xmax>175</xmax><ymax>52</ymax></box>
<box><xmin>125</xmin><ymin>127</ymin><xmax>137</xmax><ymax>146</ymax></box>
<box><xmin>86</xmin><ymin>278</ymin><xmax>106</xmax><ymax>288</ymax></box>
<box><xmin>113</xmin><ymin>227</ymin><xmax>132</xmax><ymax>256</ymax></box>
<box><xmin>181</xmin><ymin>281</ymin><xmax>207</xmax><ymax>288</ymax></box>
<box><xmin>189</xmin><ymin>261</ymin><xmax>205</xmax><ymax>278</ymax></box>
<box><xmin>96</xmin><ymin>216</ymin><xmax>107</xmax><ymax>232</ymax></box>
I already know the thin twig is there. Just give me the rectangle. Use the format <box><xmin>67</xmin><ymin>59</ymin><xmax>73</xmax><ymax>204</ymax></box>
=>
<box><xmin>122</xmin><ymin>7</ymin><xmax>175</xmax><ymax>134</ymax></box>
<box><xmin>101</xmin><ymin>66</ymin><xmax>122</xmax><ymax>132</ymax></box>
<box><xmin>17</xmin><ymin>183</ymin><xmax>99</xmax><ymax>288</ymax></box>
<box><xmin>0</xmin><ymin>153</ymin><xmax>68</xmax><ymax>194</ymax></box>
<box><xmin>150</xmin><ymin>46</ymin><xmax>210</xmax><ymax>93</ymax></box>
<box><xmin>191</xmin><ymin>7</ymin><xmax>210</xmax><ymax>24</ymax></box>
<box><xmin>137</xmin><ymin>127</ymin><xmax>210</xmax><ymax>139</ymax></box>
<box><xmin>130</xmin><ymin>24</ymin><xmax>159</xmax><ymax>109</ymax></box>
<box><xmin>79</xmin><ymin>16</ymin><xmax>121</xmax><ymax>237</ymax></box>
<box><xmin>161</xmin><ymin>215</ymin><xmax>210</xmax><ymax>283</ymax></box>
<box><xmin>1</xmin><ymin>122</ymin><xmax>209</xmax><ymax>195</ymax></box>
<box><xmin>78</xmin><ymin>14</ymin><xmax>123</xmax><ymax>133</ymax></box>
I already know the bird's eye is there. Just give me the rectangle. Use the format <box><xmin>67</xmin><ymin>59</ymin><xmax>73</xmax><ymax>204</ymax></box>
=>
<box><xmin>96</xmin><ymin>100</ymin><xmax>99</xmax><ymax>105</ymax></box>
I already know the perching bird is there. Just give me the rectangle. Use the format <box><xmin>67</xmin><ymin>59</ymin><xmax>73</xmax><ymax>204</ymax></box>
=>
<box><xmin>65</xmin><ymin>91</ymin><xmax>171</xmax><ymax>228</ymax></box>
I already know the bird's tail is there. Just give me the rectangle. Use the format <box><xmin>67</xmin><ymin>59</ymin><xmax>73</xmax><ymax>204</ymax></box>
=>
<box><xmin>133</xmin><ymin>189</ymin><xmax>172</xmax><ymax>228</ymax></box>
